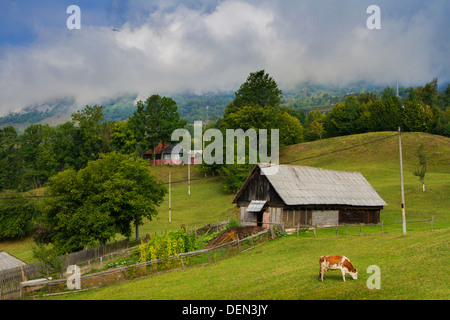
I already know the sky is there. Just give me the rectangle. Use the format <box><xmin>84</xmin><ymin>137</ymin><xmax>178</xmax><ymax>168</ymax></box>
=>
<box><xmin>0</xmin><ymin>0</ymin><xmax>449</xmax><ymax>115</ymax></box>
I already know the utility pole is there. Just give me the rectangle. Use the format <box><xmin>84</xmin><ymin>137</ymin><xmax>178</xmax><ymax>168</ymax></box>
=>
<box><xmin>398</xmin><ymin>127</ymin><xmax>406</xmax><ymax>235</ymax></box>
<box><xmin>169</xmin><ymin>171</ymin><xmax>172</xmax><ymax>223</ymax></box>
<box><xmin>188</xmin><ymin>153</ymin><xmax>191</xmax><ymax>196</ymax></box>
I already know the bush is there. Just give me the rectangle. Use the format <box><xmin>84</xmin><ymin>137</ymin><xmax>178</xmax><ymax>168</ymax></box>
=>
<box><xmin>32</xmin><ymin>243</ymin><xmax>65</xmax><ymax>278</ymax></box>
<box><xmin>225</xmin><ymin>217</ymin><xmax>241</xmax><ymax>230</ymax></box>
<box><xmin>137</xmin><ymin>228</ymin><xmax>198</xmax><ymax>270</ymax></box>
<box><xmin>0</xmin><ymin>190</ymin><xmax>41</xmax><ymax>239</ymax></box>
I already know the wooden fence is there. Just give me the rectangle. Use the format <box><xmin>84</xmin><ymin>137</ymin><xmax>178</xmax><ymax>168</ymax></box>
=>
<box><xmin>0</xmin><ymin>238</ymin><xmax>130</xmax><ymax>300</ymax></box>
<box><xmin>22</xmin><ymin>230</ymin><xmax>272</xmax><ymax>298</ymax></box>
<box><xmin>0</xmin><ymin>219</ymin><xmax>233</xmax><ymax>300</ymax></box>
<box><xmin>288</xmin><ymin>217</ymin><xmax>435</xmax><ymax>237</ymax></box>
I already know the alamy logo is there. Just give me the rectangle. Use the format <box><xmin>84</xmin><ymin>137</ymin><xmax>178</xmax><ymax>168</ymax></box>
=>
<box><xmin>366</xmin><ymin>265</ymin><xmax>381</xmax><ymax>289</ymax></box>
<box><xmin>67</xmin><ymin>5</ymin><xmax>81</xmax><ymax>30</ymax></box>
<box><xmin>171</xmin><ymin>121</ymin><xmax>279</xmax><ymax>174</ymax></box>
<box><xmin>366</xmin><ymin>5</ymin><xmax>381</xmax><ymax>30</ymax></box>
<box><xmin>66</xmin><ymin>265</ymin><xmax>81</xmax><ymax>290</ymax></box>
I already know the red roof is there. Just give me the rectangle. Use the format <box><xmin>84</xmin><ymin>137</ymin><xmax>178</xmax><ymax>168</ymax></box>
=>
<box><xmin>144</xmin><ymin>143</ymin><xmax>170</xmax><ymax>155</ymax></box>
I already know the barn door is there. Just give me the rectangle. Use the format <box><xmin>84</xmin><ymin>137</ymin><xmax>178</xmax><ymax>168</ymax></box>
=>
<box><xmin>262</xmin><ymin>211</ymin><xmax>270</xmax><ymax>229</ymax></box>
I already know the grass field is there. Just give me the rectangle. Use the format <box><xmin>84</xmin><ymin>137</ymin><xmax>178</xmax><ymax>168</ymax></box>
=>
<box><xmin>1</xmin><ymin>131</ymin><xmax>449</xmax><ymax>300</ymax></box>
<box><xmin>40</xmin><ymin>229</ymin><xmax>449</xmax><ymax>300</ymax></box>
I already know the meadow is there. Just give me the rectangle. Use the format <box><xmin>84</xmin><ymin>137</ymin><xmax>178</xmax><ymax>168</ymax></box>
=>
<box><xmin>2</xmin><ymin>131</ymin><xmax>449</xmax><ymax>300</ymax></box>
<box><xmin>42</xmin><ymin>228</ymin><xmax>449</xmax><ymax>300</ymax></box>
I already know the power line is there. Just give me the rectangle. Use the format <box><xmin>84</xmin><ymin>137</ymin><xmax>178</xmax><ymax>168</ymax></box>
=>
<box><xmin>281</xmin><ymin>133</ymin><xmax>397</xmax><ymax>165</ymax></box>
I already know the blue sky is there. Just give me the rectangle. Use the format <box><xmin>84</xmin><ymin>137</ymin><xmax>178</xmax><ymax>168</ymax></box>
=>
<box><xmin>0</xmin><ymin>0</ymin><xmax>448</xmax><ymax>115</ymax></box>
<box><xmin>0</xmin><ymin>1</ymin><xmax>110</xmax><ymax>46</ymax></box>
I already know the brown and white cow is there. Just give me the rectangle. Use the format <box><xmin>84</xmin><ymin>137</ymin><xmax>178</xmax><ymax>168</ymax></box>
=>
<box><xmin>319</xmin><ymin>255</ymin><xmax>358</xmax><ymax>282</ymax></box>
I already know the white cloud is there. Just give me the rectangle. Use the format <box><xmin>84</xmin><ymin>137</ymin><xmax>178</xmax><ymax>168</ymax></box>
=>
<box><xmin>0</xmin><ymin>0</ymin><xmax>448</xmax><ymax>116</ymax></box>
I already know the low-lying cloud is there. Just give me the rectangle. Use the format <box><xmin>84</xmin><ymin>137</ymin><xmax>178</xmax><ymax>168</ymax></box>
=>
<box><xmin>0</xmin><ymin>0</ymin><xmax>448</xmax><ymax>115</ymax></box>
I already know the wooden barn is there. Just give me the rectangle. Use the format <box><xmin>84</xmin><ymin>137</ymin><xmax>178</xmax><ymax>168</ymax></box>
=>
<box><xmin>233</xmin><ymin>164</ymin><xmax>387</xmax><ymax>229</ymax></box>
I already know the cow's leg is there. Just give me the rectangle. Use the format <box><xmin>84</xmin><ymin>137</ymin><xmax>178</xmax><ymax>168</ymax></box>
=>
<box><xmin>341</xmin><ymin>269</ymin><xmax>346</xmax><ymax>282</ymax></box>
<box><xmin>319</xmin><ymin>265</ymin><xmax>325</xmax><ymax>281</ymax></box>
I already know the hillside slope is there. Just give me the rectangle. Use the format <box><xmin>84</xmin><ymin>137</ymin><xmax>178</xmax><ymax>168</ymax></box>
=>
<box><xmin>280</xmin><ymin>131</ymin><xmax>449</xmax><ymax>225</ymax></box>
<box><xmin>43</xmin><ymin>228</ymin><xmax>449</xmax><ymax>300</ymax></box>
<box><xmin>3</xmin><ymin>132</ymin><xmax>448</xmax><ymax>263</ymax></box>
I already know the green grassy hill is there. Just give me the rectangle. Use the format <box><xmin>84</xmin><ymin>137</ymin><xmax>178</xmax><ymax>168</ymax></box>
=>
<box><xmin>282</xmin><ymin>132</ymin><xmax>449</xmax><ymax>227</ymax></box>
<box><xmin>30</xmin><ymin>131</ymin><xmax>450</xmax><ymax>300</ymax></box>
<box><xmin>143</xmin><ymin>131</ymin><xmax>449</xmax><ymax>237</ymax></box>
<box><xmin>44</xmin><ymin>229</ymin><xmax>449</xmax><ymax>300</ymax></box>
<box><xmin>2</xmin><ymin>132</ymin><xmax>449</xmax><ymax>269</ymax></box>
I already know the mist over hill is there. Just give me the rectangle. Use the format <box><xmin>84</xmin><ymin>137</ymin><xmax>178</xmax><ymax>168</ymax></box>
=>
<box><xmin>0</xmin><ymin>82</ymin><xmax>391</xmax><ymax>131</ymax></box>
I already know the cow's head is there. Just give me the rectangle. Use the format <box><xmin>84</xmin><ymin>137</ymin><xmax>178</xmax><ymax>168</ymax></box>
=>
<box><xmin>349</xmin><ymin>270</ymin><xmax>358</xmax><ymax>280</ymax></box>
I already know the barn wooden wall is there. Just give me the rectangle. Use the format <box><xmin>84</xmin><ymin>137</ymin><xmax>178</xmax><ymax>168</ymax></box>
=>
<box><xmin>240</xmin><ymin>206</ymin><xmax>380</xmax><ymax>228</ymax></box>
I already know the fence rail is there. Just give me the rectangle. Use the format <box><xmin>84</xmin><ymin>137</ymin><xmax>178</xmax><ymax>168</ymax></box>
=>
<box><xmin>22</xmin><ymin>230</ymin><xmax>271</xmax><ymax>298</ymax></box>
<box><xmin>292</xmin><ymin>216</ymin><xmax>435</xmax><ymax>237</ymax></box>
<box><xmin>1</xmin><ymin>216</ymin><xmax>435</xmax><ymax>299</ymax></box>
<box><xmin>0</xmin><ymin>219</ymin><xmax>233</xmax><ymax>300</ymax></box>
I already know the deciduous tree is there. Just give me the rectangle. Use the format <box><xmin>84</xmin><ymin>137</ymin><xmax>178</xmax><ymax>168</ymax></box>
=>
<box><xmin>42</xmin><ymin>152</ymin><xmax>167</xmax><ymax>253</ymax></box>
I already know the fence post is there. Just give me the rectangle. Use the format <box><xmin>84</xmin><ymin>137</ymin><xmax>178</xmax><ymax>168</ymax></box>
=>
<box><xmin>360</xmin><ymin>224</ymin><xmax>363</xmax><ymax>237</ymax></box>
<box><xmin>431</xmin><ymin>216</ymin><xmax>434</xmax><ymax>232</ymax></box>
<box><xmin>335</xmin><ymin>226</ymin><xmax>338</xmax><ymax>237</ymax></box>
<box><xmin>314</xmin><ymin>225</ymin><xmax>316</xmax><ymax>238</ymax></box>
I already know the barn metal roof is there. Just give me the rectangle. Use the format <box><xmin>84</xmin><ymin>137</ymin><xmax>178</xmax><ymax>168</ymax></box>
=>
<box><xmin>246</xmin><ymin>200</ymin><xmax>267</xmax><ymax>212</ymax></box>
<box><xmin>0</xmin><ymin>251</ymin><xmax>26</xmax><ymax>271</ymax></box>
<box><xmin>235</xmin><ymin>164</ymin><xmax>387</xmax><ymax>207</ymax></box>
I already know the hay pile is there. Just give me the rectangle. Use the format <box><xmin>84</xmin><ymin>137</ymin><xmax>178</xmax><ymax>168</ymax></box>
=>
<box><xmin>207</xmin><ymin>226</ymin><xmax>265</xmax><ymax>248</ymax></box>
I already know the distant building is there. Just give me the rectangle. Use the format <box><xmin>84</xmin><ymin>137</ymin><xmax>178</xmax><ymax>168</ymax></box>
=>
<box><xmin>144</xmin><ymin>143</ymin><xmax>202</xmax><ymax>165</ymax></box>
<box><xmin>0</xmin><ymin>251</ymin><xmax>26</xmax><ymax>272</ymax></box>
<box><xmin>233</xmin><ymin>164</ymin><xmax>387</xmax><ymax>229</ymax></box>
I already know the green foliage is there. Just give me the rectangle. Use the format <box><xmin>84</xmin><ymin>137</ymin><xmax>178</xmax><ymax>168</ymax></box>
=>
<box><xmin>0</xmin><ymin>190</ymin><xmax>41</xmax><ymax>239</ymax></box>
<box><xmin>220</xmin><ymin>163</ymin><xmax>253</xmax><ymax>194</ymax></box>
<box><xmin>32</xmin><ymin>243</ymin><xmax>65</xmax><ymax>277</ymax></box>
<box><xmin>42</xmin><ymin>152</ymin><xmax>167</xmax><ymax>254</ymax></box>
<box><xmin>225</xmin><ymin>70</ymin><xmax>283</xmax><ymax>115</ymax></box>
<box><xmin>413</xmin><ymin>144</ymin><xmax>428</xmax><ymax>190</ymax></box>
<box><xmin>221</xmin><ymin>70</ymin><xmax>303</xmax><ymax>146</ymax></box>
<box><xmin>110</xmin><ymin>120</ymin><xmax>136</xmax><ymax>154</ymax></box>
<box><xmin>225</xmin><ymin>217</ymin><xmax>242</xmax><ymax>229</ymax></box>
<box><xmin>0</xmin><ymin>126</ymin><xmax>22</xmax><ymax>190</ymax></box>
<box><xmin>219</xmin><ymin>70</ymin><xmax>304</xmax><ymax>193</ymax></box>
<box><xmin>71</xmin><ymin>105</ymin><xmax>106</xmax><ymax>165</ymax></box>
<box><xmin>128</xmin><ymin>94</ymin><xmax>186</xmax><ymax>159</ymax></box>
<box><xmin>137</xmin><ymin>229</ymin><xmax>198</xmax><ymax>269</ymax></box>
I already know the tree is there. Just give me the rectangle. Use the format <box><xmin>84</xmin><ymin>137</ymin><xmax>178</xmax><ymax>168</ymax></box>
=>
<box><xmin>0</xmin><ymin>126</ymin><xmax>22</xmax><ymax>190</ymax></box>
<box><xmin>305</xmin><ymin>110</ymin><xmax>326</xmax><ymax>140</ymax></box>
<box><xmin>19</xmin><ymin>124</ymin><xmax>55</xmax><ymax>189</ymax></box>
<box><xmin>218</xmin><ymin>70</ymin><xmax>302</xmax><ymax>193</ymax></box>
<box><xmin>129</xmin><ymin>95</ymin><xmax>185</xmax><ymax>164</ymax></box>
<box><xmin>224</xmin><ymin>70</ymin><xmax>283</xmax><ymax>116</ymax></box>
<box><xmin>401</xmin><ymin>98</ymin><xmax>432</xmax><ymax>132</ymax></box>
<box><xmin>221</xmin><ymin>70</ymin><xmax>302</xmax><ymax>146</ymax></box>
<box><xmin>48</xmin><ymin>121</ymin><xmax>82</xmax><ymax>173</ymax></box>
<box><xmin>42</xmin><ymin>152</ymin><xmax>167</xmax><ymax>254</ymax></box>
<box><xmin>326</xmin><ymin>95</ymin><xmax>360</xmax><ymax>136</ymax></box>
<box><xmin>71</xmin><ymin>105</ymin><xmax>105</xmax><ymax>166</ymax></box>
<box><xmin>418</xmin><ymin>78</ymin><xmax>438</xmax><ymax>108</ymax></box>
<box><xmin>0</xmin><ymin>190</ymin><xmax>41</xmax><ymax>239</ymax></box>
<box><xmin>413</xmin><ymin>144</ymin><xmax>428</xmax><ymax>192</ymax></box>
<box><xmin>438</xmin><ymin>84</ymin><xmax>450</xmax><ymax>109</ymax></box>
<box><xmin>111</xmin><ymin>120</ymin><xmax>136</xmax><ymax>154</ymax></box>
<box><xmin>158</xmin><ymin>96</ymin><xmax>186</xmax><ymax>165</ymax></box>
